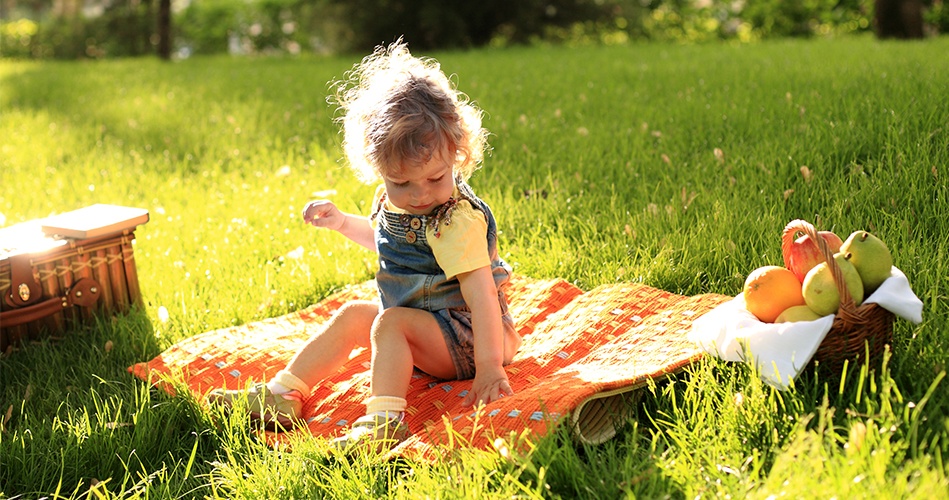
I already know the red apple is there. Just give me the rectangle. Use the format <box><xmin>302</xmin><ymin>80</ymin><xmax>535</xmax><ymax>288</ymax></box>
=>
<box><xmin>786</xmin><ymin>231</ymin><xmax>843</xmax><ymax>283</ymax></box>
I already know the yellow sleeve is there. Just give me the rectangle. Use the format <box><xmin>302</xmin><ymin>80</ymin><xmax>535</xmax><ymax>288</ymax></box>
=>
<box><xmin>427</xmin><ymin>201</ymin><xmax>490</xmax><ymax>280</ymax></box>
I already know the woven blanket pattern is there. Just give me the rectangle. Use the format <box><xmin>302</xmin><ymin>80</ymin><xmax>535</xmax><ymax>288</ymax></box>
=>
<box><xmin>128</xmin><ymin>275</ymin><xmax>730</xmax><ymax>460</ymax></box>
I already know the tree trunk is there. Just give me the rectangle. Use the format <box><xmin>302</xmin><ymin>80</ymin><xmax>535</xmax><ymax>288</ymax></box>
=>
<box><xmin>874</xmin><ymin>0</ymin><xmax>924</xmax><ymax>39</ymax></box>
<box><xmin>142</xmin><ymin>0</ymin><xmax>154</xmax><ymax>55</ymax></box>
<box><xmin>128</xmin><ymin>0</ymin><xmax>141</xmax><ymax>56</ymax></box>
<box><xmin>157</xmin><ymin>0</ymin><xmax>171</xmax><ymax>59</ymax></box>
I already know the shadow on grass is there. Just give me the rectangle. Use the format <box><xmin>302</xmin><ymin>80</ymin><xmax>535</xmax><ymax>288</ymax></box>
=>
<box><xmin>0</xmin><ymin>309</ymin><xmax>225</xmax><ymax>497</ymax></box>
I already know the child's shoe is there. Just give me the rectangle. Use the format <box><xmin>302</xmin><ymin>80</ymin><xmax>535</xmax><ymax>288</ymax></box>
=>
<box><xmin>331</xmin><ymin>413</ymin><xmax>411</xmax><ymax>454</ymax></box>
<box><xmin>208</xmin><ymin>383</ymin><xmax>303</xmax><ymax>430</ymax></box>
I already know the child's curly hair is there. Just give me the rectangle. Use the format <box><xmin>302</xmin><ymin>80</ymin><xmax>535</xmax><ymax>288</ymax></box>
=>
<box><xmin>331</xmin><ymin>39</ymin><xmax>488</xmax><ymax>184</ymax></box>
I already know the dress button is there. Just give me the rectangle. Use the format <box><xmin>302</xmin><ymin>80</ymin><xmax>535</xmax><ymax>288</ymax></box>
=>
<box><xmin>400</xmin><ymin>214</ymin><xmax>411</xmax><ymax>227</ymax></box>
<box><xmin>405</xmin><ymin>230</ymin><xmax>417</xmax><ymax>243</ymax></box>
<box><xmin>409</xmin><ymin>217</ymin><xmax>422</xmax><ymax>230</ymax></box>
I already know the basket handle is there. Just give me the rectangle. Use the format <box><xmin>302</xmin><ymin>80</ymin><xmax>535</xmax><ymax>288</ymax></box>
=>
<box><xmin>782</xmin><ymin>219</ymin><xmax>856</xmax><ymax>313</ymax></box>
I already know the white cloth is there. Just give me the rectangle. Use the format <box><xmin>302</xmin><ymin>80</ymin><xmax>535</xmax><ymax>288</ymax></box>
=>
<box><xmin>689</xmin><ymin>267</ymin><xmax>922</xmax><ymax>390</ymax></box>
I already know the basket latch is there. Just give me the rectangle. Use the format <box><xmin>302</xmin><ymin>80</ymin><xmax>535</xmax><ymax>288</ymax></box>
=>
<box><xmin>5</xmin><ymin>253</ymin><xmax>42</xmax><ymax>308</ymax></box>
<box><xmin>0</xmin><ymin>277</ymin><xmax>102</xmax><ymax>329</ymax></box>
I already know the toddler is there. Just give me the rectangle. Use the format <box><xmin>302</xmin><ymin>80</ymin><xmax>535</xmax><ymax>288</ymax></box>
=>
<box><xmin>211</xmin><ymin>39</ymin><xmax>521</xmax><ymax>452</ymax></box>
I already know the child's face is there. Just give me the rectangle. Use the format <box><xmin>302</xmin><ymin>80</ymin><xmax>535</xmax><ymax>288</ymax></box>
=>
<box><xmin>383</xmin><ymin>146</ymin><xmax>455</xmax><ymax>216</ymax></box>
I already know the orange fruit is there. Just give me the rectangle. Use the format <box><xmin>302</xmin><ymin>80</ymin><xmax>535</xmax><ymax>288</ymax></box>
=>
<box><xmin>743</xmin><ymin>265</ymin><xmax>807</xmax><ymax>323</ymax></box>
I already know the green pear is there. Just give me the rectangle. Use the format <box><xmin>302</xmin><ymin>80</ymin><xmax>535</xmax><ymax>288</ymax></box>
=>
<box><xmin>775</xmin><ymin>304</ymin><xmax>824</xmax><ymax>323</ymax></box>
<box><xmin>802</xmin><ymin>252</ymin><xmax>865</xmax><ymax>317</ymax></box>
<box><xmin>840</xmin><ymin>230</ymin><xmax>893</xmax><ymax>293</ymax></box>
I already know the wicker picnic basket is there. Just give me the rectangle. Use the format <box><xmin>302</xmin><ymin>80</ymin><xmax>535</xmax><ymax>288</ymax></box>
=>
<box><xmin>0</xmin><ymin>205</ymin><xmax>148</xmax><ymax>353</ymax></box>
<box><xmin>781</xmin><ymin>219</ymin><xmax>894</xmax><ymax>372</ymax></box>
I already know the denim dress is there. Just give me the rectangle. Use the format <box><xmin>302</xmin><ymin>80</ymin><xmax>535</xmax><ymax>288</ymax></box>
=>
<box><xmin>371</xmin><ymin>181</ymin><xmax>516</xmax><ymax>380</ymax></box>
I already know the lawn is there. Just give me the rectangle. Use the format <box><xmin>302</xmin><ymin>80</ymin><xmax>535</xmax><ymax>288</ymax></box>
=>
<box><xmin>1</xmin><ymin>36</ymin><xmax>948</xmax><ymax>499</ymax></box>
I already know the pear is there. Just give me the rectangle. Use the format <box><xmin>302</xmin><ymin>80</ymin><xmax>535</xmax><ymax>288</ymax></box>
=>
<box><xmin>840</xmin><ymin>230</ymin><xmax>893</xmax><ymax>293</ymax></box>
<box><xmin>802</xmin><ymin>252</ymin><xmax>865</xmax><ymax>317</ymax></box>
<box><xmin>775</xmin><ymin>304</ymin><xmax>824</xmax><ymax>323</ymax></box>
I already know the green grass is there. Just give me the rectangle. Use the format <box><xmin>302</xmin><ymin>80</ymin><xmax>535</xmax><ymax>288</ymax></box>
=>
<box><xmin>2</xmin><ymin>36</ymin><xmax>948</xmax><ymax>498</ymax></box>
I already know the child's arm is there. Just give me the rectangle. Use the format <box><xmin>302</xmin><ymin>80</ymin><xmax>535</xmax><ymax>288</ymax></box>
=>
<box><xmin>457</xmin><ymin>266</ymin><xmax>514</xmax><ymax>407</ymax></box>
<box><xmin>302</xmin><ymin>199</ymin><xmax>375</xmax><ymax>251</ymax></box>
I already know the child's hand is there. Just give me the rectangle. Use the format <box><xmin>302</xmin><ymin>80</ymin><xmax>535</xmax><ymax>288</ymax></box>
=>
<box><xmin>302</xmin><ymin>200</ymin><xmax>344</xmax><ymax>231</ymax></box>
<box><xmin>462</xmin><ymin>365</ymin><xmax>514</xmax><ymax>408</ymax></box>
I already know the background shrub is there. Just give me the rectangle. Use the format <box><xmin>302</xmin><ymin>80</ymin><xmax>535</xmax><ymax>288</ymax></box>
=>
<box><xmin>0</xmin><ymin>0</ymin><xmax>942</xmax><ymax>60</ymax></box>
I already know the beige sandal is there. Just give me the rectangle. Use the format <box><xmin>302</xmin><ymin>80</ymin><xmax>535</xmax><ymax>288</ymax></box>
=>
<box><xmin>208</xmin><ymin>382</ymin><xmax>303</xmax><ymax>430</ymax></box>
<box><xmin>331</xmin><ymin>413</ymin><xmax>411</xmax><ymax>454</ymax></box>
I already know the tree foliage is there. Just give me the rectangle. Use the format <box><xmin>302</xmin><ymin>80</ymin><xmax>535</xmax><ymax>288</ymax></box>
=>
<box><xmin>2</xmin><ymin>0</ymin><xmax>947</xmax><ymax>60</ymax></box>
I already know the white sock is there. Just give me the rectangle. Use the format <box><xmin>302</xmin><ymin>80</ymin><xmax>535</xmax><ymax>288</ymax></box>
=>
<box><xmin>365</xmin><ymin>396</ymin><xmax>406</xmax><ymax>421</ymax></box>
<box><xmin>267</xmin><ymin>380</ymin><xmax>292</xmax><ymax>394</ymax></box>
<box><xmin>267</xmin><ymin>370</ymin><xmax>310</xmax><ymax>396</ymax></box>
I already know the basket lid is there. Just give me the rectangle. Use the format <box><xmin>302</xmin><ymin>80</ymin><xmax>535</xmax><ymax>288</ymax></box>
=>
<box><xmin>40</xmin><ymin>204</ymin><xmax>149</xmax><ymax>239</ymax></box>
<box><xmin>0</xmin><ymin>205</ymin><xmax>149</xmax><ymax>261</ymax></box>
<box><xmin>0</xmin><ymin>221</ymin><xmax>68</xmax><ymax>260</ymax></box>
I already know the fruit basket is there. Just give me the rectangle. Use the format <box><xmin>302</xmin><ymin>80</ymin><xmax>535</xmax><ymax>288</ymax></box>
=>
<box><xmin>781</xmin><ymin>219</ymin><xmax>894</xmax><ymax>371</ymax></box>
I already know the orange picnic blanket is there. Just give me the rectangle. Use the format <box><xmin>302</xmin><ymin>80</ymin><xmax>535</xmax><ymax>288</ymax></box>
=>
<box><xmin>128</xmin><ymin>275</ymin><xmax>729</xmax><ymax>460</ymax></box>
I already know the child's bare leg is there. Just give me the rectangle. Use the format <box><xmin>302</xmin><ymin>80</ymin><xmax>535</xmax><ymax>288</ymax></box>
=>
<box><xmin>209</xmin><ymin>300</ymin><xmax>377</xmax><ymax>426</ymax></box>
<box><xmin>283</xmin><ymin>300</ymin><xmax>377</xmax><ymax>388</ymax></box>
<box><xmin>332</xmin><ymin>307</ymin><xmax>457</xmax><ymax>451</ymax></box>
<box><xmin>369</xmin><ymin>307</ymin><xmax>457</xmax><ymax>397</ymax></box>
